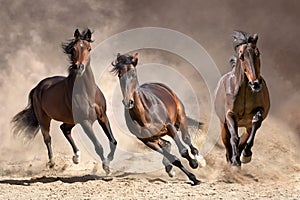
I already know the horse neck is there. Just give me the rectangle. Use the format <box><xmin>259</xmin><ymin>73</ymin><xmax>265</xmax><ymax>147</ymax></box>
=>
<box><xmin>232</xmin><ymin>60</ymin><xmax>245</xmax><ymax>91</ymax></box>
<box><xmin>67</xmin><ymin>59</ymin><xmax>96</xmax><ymax>92</ymax></box>
<box><xmin>79</xmin><ymin>59</ymin><xmax>96</xmax><ymax>86</ymax></box>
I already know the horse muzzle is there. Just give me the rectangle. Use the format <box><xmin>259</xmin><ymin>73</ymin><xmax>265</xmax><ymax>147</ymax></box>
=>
<box><xmin>122</xmin><ymin>99</ymin><xmax>134</xmax><ymax>109</ymax></box>
<box><xmin>249</xmin><ymin>79</ymin><xmax>262</xmax><ymax>92</ymax></box>
<box><xmin>75</xmin><ymin>64</ymin><xmax>85</xmax><ymax>76</ymax></box>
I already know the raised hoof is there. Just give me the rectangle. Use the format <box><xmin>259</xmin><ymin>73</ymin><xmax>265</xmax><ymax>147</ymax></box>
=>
<box><xmin>165</xmin><ymin>165</ymin><xmax>175</xmax><ymax>178</ymax></box>
<box><xmin>72</xmin><ymin>155</ymin><xmax>80</xmax><ymax>164</ymax></box>
<box><xmin>241</xmin><ymin>153</ymin><xmax>252</xmax><ymax>164</ymax></box>
<box><xmin>167</xmin><ymin>170</ymin><xmax>176</xmax><ymax>178</ymax></box>
<box><xmin>195</xmin><ymin>154</ymin><xmax>207</xmax><ymax>168</ymax></box>
<box><xmin>102</xmin><ymin>160</ymin><xmax>111</xmax><ymax>175</ymax></box>
<box><xmin>189</xmin><ymin>159</ymin><xmax>199</xmax><ymax>169</ymax></box>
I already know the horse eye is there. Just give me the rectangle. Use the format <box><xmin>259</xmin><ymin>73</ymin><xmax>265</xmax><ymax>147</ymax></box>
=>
<box><xmin>240</xmin><ymin>54</ymin><xmax>244</xmax><ymax>61</ymax></box>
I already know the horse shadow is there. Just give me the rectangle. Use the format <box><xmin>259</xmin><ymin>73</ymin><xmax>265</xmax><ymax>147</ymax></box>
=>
<box><xmin>0</xmin><ymin>174</ymin><xmax>113</xmax><ymax>186</ymax></box>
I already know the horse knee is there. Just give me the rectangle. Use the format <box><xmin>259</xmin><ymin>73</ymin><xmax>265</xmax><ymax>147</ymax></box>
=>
<box><xmin>230</xmin><ymin>135</ymin><xmax>239</xmax><ymax>145</ymax></box>
<box><xmin>180</xmin><ymin>148</ymin><xmax>189</xmax><ymax>158</ymax></box>
<box><xmin>172</xmin><ymin>159</ymin><xmax>183</xmax><ymax>168</ymax></box>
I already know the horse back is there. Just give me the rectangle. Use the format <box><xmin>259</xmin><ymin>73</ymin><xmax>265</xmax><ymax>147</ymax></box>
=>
<box><xmin>140</xmin><ymin>83</ymin><xmax>180</xmax><ymax>123</ymax></box>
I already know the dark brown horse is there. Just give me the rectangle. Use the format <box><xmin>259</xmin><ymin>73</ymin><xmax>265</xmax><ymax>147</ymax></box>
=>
<box><xmin>111</xmin><ymin>53</ymin><xmax>205</xmax><ymax>185</ymax></box>
<box><xmin>12</xmin><ymin>29</ymin><xmax>117</xmax><ymax>174</ymax></box>
<box><xmin>214</xmin><ymin>31</ymin><xmax>270</xmax><ymax>167</ymax></box>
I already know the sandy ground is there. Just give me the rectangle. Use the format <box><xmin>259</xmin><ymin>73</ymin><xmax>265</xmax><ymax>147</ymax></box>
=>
<box><xmin>0</xmin><ymin>116</ymin><xmax>299</xmax><ymax>200</ymax></box>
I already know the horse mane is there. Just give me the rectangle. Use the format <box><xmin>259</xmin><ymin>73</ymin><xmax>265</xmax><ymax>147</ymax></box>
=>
<box><xmin>232</xmin><ymin>30</ymin><xmax>257</xmax><ymax>51</ymax></box>
<box><xmin>62</xmin><ymin>28</ymin><xmax>94</xmax><ymax>64</ymax></box>
<box><xmin>111</xmin><ymin>54</ymin><xmax>134</xmax><ymax>75</ymax></box>
<box><xmin>229</xmin><ymin>55</ymin><xmax>237</xmax><ymax>68</ymax></box>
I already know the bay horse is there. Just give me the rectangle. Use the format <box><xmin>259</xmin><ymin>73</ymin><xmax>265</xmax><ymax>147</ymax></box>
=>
<box><xmin>11</xmin><ymin>29</ymin><xmax>117</xmax><ymax>174</ymax></box>
<box><xmin>111</xmin><ymin>53</ymin><xmax>205</xmax><ymax>185</ymax></box>
<box><xmin>214</xmin><ymin>31</ymin><xmax>270</xmax><ymax>167</ymax></box>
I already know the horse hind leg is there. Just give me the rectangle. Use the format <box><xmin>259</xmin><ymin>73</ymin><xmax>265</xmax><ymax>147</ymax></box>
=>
<box><xmin>60</xmin><ymin>123</ymin><xmax>80</xmax><ymax>164</ymax></box>
<box><xmin>159</xmin><ymin>138</ymin><xmax>175</xmax><ymax>177</ymax></box>
<box><xmin>39</xmin><ymin>119</ymin><xmax>54</xmax><ymax>168</ymax></box>
<box><xmin>177</xmin><ymin>110</ymin><xmax>206</xmax><ymax>167</ymax></box>
<box><xmin>167</xmin><ymin>124</ymin><xmax>199</xmax><ymax>169</ymax></box>
<box><xmin>141</xmin><ymin>138</ymin><xmax>200</xmax><ymax>186</ymax></box>
<box><xmin>97</xmin><ymin>113</ymin><xmax>117</xmax><ymax>164</ymax></box>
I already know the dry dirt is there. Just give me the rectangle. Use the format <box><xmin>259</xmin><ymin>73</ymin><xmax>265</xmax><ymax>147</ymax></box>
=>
<box><xmin>0</xmin><ymin>115</ymin><xmax>299</xmax><ymax>200</ymax></box>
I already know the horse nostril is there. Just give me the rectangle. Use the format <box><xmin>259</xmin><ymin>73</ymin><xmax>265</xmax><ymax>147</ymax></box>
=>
<box><xmin>129</xmin><ymin>100</ymin><xmax>134</xmax><ymax>105</ymax></box>
<box><xmin>249</xmin><ymin>80</ymin><xmax>262</xmax><ymax>92</ymax></box>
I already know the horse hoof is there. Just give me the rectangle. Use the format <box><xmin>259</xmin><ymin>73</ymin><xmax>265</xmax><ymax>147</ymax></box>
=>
<box><xmin>102</xmin><ymin>160</ymin><xmax>111</xmax><ymax>175</ymax></box>
<box><xmin>192</xmin><ymin>179</ymin><xmax>201</xmax><ymax>186</ymax></box>
<box><xmin>241</xmin><ymin>154</ymin><xmax>252</xmax><ymax>164</ymax></box>
<box><xmin>190</xmin><ymin>159</ymin><xmax>199</xmax><ymax>169</ymax></box>
<box><xmin>47</xmin><ymin>161</ymin><xmax>55</xmax><ymax>168</ymax></box>
<box><xmin>195</xmin><ymin>154</ymin><xmax>207</xmax><ymax>168</ymax></box>
<box><xmin>72</xmin><ymin>156</ymin><xmax>79</xmax><ymax>164</ymax></box>
<box><xmin>72</xmin><ymin>151</ymin><xmax>80</xmax><ymax>164</ymax></box>
<box><xmin>167</xmin><ymin>170</ymin><xmax>176</xmax><ymax>178</ymax></box>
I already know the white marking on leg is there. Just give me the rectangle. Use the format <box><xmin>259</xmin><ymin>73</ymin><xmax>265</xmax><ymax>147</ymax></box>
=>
<box><xmin>195</xmin><ymin>154</ymin><xmax>206</xmax><ymax>167</ymax></box>
<box><xmin>73</xmin><ymin>151</ymin><xmax>81</xmax><ymax>164</ymax></box>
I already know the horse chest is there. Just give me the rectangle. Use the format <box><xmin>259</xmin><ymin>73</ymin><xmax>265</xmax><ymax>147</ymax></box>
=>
<box><xmin>233</xmin><ymin>86</ymin><xmax>263</xmax><ymax>126</ymax></box>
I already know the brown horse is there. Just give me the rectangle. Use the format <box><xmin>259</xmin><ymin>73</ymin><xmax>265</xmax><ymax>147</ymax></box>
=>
<box><xmin>214</xmin><ymin>31</ymin><xmax>270</xmax><ymax>167</ymax></box>
<box><xmin>11</xmin><ymin>29</ymin><xmax>117</xmax><ymax>174</ymax></box>
<box><xmin>111</xmin><ymin>53</ymin><xmax>205</xmax><ymax>185</ymax></box>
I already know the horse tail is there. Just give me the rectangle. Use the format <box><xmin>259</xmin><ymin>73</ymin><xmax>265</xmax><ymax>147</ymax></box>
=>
<box><xmin>186</xmin><ymin>116</ymin><xmax>204</xmax><ymax>131</ymax></box>
<box><xmin>11</xmin><ymin>87</ymin><xmax>40</xmax><ymax>139</ymax></box>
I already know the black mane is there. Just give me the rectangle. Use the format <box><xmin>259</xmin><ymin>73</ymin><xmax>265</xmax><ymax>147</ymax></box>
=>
<box><xmin>232</xmin><ymin>31</ymin><xmax>256</xmax><ymax>50</ymax></box>
<box><xmin>111</xmin><ymin>54</ymin><xmax>134</xmax><ymax>75</ymax></box>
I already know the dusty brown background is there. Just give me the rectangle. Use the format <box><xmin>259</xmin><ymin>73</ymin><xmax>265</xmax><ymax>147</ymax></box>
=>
<box><xmin>0</xmin><ymin>0</ymin><xmax>299</xmax><ymax>199</ymax></box>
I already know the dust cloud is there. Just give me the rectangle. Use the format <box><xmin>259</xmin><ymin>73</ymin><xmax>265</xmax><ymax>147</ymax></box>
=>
<box><xmin>0</xmin><ymin>0</ymin><xmax>299</xmax><ymax>179</ymax></box>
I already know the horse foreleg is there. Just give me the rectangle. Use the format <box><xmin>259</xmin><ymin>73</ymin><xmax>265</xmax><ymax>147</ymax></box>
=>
<box><xmin>241</xmin><ymin>110</ymin><xmax>263</xmax><ymax>163</ymax></box>
<box><xmin>98</xmin><ymin>114</ymin><xmax>117</xmax><ymax>163</ymax></box>
<box><xmin>159</xmin><ymin>138</ymin><xmax>175</xmax><ymax>177</ymax></box>
<box><xmin>140</xmin><ymin>138</ymin><xmax>201</xmax><ymax>186</ymax></box>
<box><xmin>221</xmin><ymin>123</ymin><xmax>232</xmax><ymax>164</ymax></box>
<box><xmin>80</xmin><ymin>120</ymin><xmax>109</xmax><ymax>174</ymax></box>
<box><xmin>225</xmin><ymin>111</ymin><xmax>240</xmax><ymax>166</ymax></box>
<box><xmin>167</xmin><ymin>124</ymin><xmax>199</xmax><ymax>169</ymax></box>
<box><xmin>60</xmin><ymin>123</ymin><xmax>80</xmax><ymax>164</ymax></box>
<box><xmin>238</xmin><ymin>128</ymin><xmax>251</xmax><ymax>163</ymax></box>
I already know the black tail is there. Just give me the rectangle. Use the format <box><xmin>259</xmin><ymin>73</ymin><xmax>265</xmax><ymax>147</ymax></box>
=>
<box><xmin>11</xmin><ymin>88</ymin><xmax>40</xmax><ymax>139</ymax></box>
<box><xmin>186</xmin><ymin>116</ymin><xmax>204</xmax><ymax>130</ymax></box>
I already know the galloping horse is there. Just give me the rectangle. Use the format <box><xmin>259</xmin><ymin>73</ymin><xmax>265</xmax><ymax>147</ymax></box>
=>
<box><xmin>12</xmin><ymin>29</ymin><xmax>117</xmax><ymax>174</ymax></box>
<box><xmin>111</xmin><ymin>53</ymin><xmax>205</xmax><ymax>185</ymax></box>
<box><xmin>214</xmin><ymin>31</ymin><xmax>270</xmax><ymax>167</ymax></box>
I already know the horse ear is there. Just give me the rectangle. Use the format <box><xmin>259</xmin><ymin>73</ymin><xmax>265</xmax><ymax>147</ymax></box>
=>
<box><xmin>74</xmin><ymin>29</ymin><xmax>80</xmax><ymax>40</ymax></box>
<box><xmin>85</xmin><ymin>29</ymin><xmax>92</xmax><ymax>41</ymax></box>
<box><xmin>132</xmin><ymin>53</ymin><xmax>138</xmax><ymax>66</ymax></box>
<box><xmin>252</xmin><ymin>33</ymin><xmax>258</xmax><ymax>43</ymax></box>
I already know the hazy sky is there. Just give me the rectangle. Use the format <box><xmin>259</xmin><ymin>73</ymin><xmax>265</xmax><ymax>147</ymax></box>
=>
<box><xmin>0</xmin><ymin>0</ymin><xmax>299</xmax><ymax>129</ymax></box>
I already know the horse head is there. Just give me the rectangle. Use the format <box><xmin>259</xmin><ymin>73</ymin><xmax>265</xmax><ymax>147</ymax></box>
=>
<box><xmin>63</xmin><ymin>29</ymin><xmax>92</xmax><ymax>76</ymax></box>
<box><xmin>111</xmin><ymin>53</ymin><xmax>139</xmax><ymax>109</ymax></box>
<box><xmin>233</xmin><ymin>31</ymin><xmax>262</xmax><ymax>92</ymax></box>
